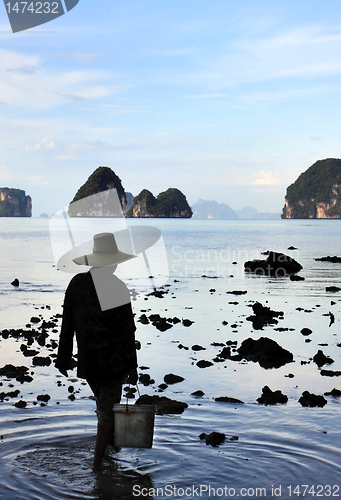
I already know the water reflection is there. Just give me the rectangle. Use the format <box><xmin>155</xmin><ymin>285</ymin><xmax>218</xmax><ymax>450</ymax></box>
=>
<box><xmin>14</xmin><ymin>443</ymin><xmax>154</xmax><ymax>500</ymax></box>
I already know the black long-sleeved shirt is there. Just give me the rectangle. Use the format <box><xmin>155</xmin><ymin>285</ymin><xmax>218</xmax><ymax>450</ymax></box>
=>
<box><xmin>55</xmin><ymin>271</ymin><xmax>137</xmax><ymax>382</ymax></box>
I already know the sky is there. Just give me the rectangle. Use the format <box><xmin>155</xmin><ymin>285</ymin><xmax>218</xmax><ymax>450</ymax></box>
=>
<box><xmin>1</xmin><ymin>0</ymin><xmax>341</xmax><ymax>216</ymax></box>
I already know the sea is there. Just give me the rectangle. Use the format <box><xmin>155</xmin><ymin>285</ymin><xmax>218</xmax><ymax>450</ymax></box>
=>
<box><xmin>0</xmin><ymin>217</ymin><xmax>340</xmax><ymax>500</ymax></box>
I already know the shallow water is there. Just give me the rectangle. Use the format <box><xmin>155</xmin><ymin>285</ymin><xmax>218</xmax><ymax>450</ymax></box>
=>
<box><xmin>0</xmin><ymin>218</ymin><xmax>340</xmax><ymax>499</ymax></box>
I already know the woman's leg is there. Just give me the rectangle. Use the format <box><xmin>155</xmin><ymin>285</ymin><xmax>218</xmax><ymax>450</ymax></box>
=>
<box><xmin>87</xmin><ymin>378</ymin><xmax>123</xmax><ymax>468</ymax></box>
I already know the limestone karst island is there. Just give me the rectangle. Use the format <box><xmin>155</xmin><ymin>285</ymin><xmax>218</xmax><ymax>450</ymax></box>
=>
<box><xmin>68</xmin><ymin>166</ymin><xmax>193</xmax><ymax>218</ymax></box>
<box><xmin>0</xmin><ymin>188</ymin><xmax>32</xmax><ymax>217</ymax></box>
<box><xmin>282</xmin><ymin>158</ymin><xmax>341</xmax><ymax>219</ymax></box>
<box><xmin>2</xmin><ymin>159</ymin><xmax>341</xmax><ymax>219</ymax></box>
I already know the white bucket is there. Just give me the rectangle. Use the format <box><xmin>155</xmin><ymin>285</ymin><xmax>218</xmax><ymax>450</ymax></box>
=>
<box><xmin>113</xmin><ymin>404</ymin><xmax>156</xmax><ymax>448</ymax></box>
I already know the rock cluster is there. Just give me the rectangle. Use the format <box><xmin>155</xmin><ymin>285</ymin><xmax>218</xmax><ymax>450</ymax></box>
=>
<box><xmin>244</xmin><ymin>251</ymin><xmax>302</xmax><ymax>276</ymax></box>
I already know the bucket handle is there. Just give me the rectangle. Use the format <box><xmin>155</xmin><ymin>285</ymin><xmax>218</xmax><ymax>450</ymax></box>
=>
<box><xmin>125</xmin><ymin>383</ymin><xmax>141</xmax><ymax>412</ymax></box>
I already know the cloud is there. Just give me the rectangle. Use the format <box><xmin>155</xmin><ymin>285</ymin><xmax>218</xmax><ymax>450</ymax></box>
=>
<box><xmin>252</xmin><ymin>170</ymin><xmax>280</xmax><ymax>186</ymax></box>
<box><xmin>6</xmin><ymin>64</ymin><xmax>38</xmax><ymax>75</ymax></box>
<box><xmin>0</xmin><ymin>49</ymin><xmax>123</xmax><ymax>108</ymax></box>
<box><xmin>168</xmin><ymin>25</ymin><xmax>341</xmax><ymax>92</ymax></box>
<box><xmin>25</xmin><ymin>137</ymin><xmax>57</xmax><ymax>152</ymax></box>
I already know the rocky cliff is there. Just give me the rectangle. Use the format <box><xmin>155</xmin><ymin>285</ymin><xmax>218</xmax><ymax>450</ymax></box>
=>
<box><xmin>68</xmin><ymin>166</ymin><xmax>127</xmax><ymax>216</ymax></box>
<box><xmin>0</xmin><ymin>188</ymin><xmax>31</xmax><ymax>217</ymax></box>
<box><xmin>127</xmin><ymin>188</ymin><xmax>192</xmax><ymax>218</ymax></box>
<box><xmin>282</xmin><ymin>158</ymin><xmax>341</xmax><ymax>219</ymax></box>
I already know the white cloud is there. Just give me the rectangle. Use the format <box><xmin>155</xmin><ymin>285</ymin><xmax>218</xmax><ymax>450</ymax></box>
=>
<box><xmin>252</xmin><ymin>170</ymin><xmax>280</xmax><ymax>186</ymax></box>
<box><xmin>0</xmin><ymin>49</ymin><xmax>123</xmax><ymax>109</ymax></box>
<box><xmin>25</xmin><ymin>137</ymin><xmax>57</xmax><ymax>152</ymax></box>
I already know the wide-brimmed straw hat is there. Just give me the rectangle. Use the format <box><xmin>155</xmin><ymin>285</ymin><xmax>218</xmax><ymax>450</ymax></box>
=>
<box><xmin>72</xmin><ymin>232</ymin><xmax>136</xmax><ymax>267</ymax></box>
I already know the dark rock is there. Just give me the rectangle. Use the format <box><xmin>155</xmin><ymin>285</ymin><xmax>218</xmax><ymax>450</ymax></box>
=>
<box><xmin>301</xmin><ymin>328</ymin><xmax>312</xmax><ymax>336</ymax></box>
<box><xmin>11</xmin><ymin>279</ymin><xmax>19</xmax><ymax>287</ymax></box>
<box><xmin>171</xmin><ymin>317</ymin><xmax>181</xmax><ymax>324</ymax></box>
<box><xmin>164</xmin><ymin>373</ymin><xmax>184</xmax><ymax>385</ymax></box>
<box><xmin>178</xmin><ymin>344</ymin><xmax>189</xmax><ymax>350</ymax></box>
<box><xmin>313</xmin><ymin>350</ymin><xmax>334</xmax><ymax>367</ymax></box>
<box><xmin>324</xmin><ymin>388</ymin><xmax>341</xmax><ymax>397</ymax></box>
<box><xmin>215</xmin><ymin>346</ymin><xmax>232</xmax><ymax>360</ymax></box>
<box><xmin>32</xmin><ymin>356</ymin><xmax>51</xmax><ymax>367</ymax></box>
<box><xmin>326</xmin><ymin>286</ymin><xmax>341</xmax><ymax>293</ymax></box>
<box><xmin>147</xmin><ymin>289</ymin><xmax>168</xmax><ymax>298</ymax></box>
<box><xmin>215</xmin><ymin>396</ymin><xmax>244</xmax><ymax>404</ymax></box>
<box><xmin>257</xmin><ymin>386</ymin><xmax>288</xmax><ymax>405</ymax></box>
<box><xmin>14</xmin><ymin>400</ymin><xmax>27</xmax><ymax>408</ymax></box>
<box><xmin>136</xmin><ymin>394</ymin><xmax>188</xmax><ymax>414</ymax></box>
<box><xmin>246</xmin><ymin>302</ymin><xmax>283</xmax><ymax>330</ymax></box>
<box><xmin>315</xmin><ymin>256</ymin><xmax>341</xmax><ymax>263</ymax></box>
<box><xmin>37</xmin><ymin>394</ymin><xmax>50</xmax><ymax>403</ymax></box>
<box><xmin>138</xmin><ymin>314</ymin><xmax>149</xmax><ymax>324</ymax></box>
<box><xmin>320</xmin><ymin>369</ymin><xmax>341</xmax><ymax>377</ymax></box>
<box><xmin>226</xmin><ymin>290</ymin><xmax>247</xmax><ymax>295</ymax></box>
<box><xmin>182</xmin><ymin>319</ymin><xmax>194</xmax><ymax>327</ymax></box>
<box><xmin>191</xmin><ymin>345</ymin><xmax>205</xmax><ymax>351</ymax></box>
<box><xmin>139</xmin><ymin>373</ymin><xmax>155</xmax><ymax>386</ymax></box>
<box><xmin>290</xmin><ymin>275</ymin><xmax>305</xmax><ymax>281</ymax></box>
<box><xmin>0</xmin><ymin>364</ymin><xmax>31</xmax><ymax>383</ymax></box>
<box><xmin>288</xmin><ymin>246</ymin><xmax>297</xmax><ymax>250</ymax></box>
<box><xmin>236</xmin><ymin>337</ymin><xmax>294</xmax><ymax>369</ymax></box>
<box><xmin>244</xmin><ymin>251</ymin><xmax>302</xmax><ymax>276</ymax></box>
<box><xmin>191</xmin><ymin>390</ymin><xmax>205</xmax><ymax>397</ymax></box>
<box><xmin>0</xmin><ymin>390</ymin><xmax>20</xmax><ymax>401</ymax></box>
<box><xmin>299</xmin><ymin>391</ymin><xmax>327</xmax><ymax>407</ymax></box>
<box><xmin>196</xmin><ymin>360</ymin><xmax>214</xmax><ymax>368</ymax></box>
<box><xmin>149</xmin><ymin>314</ymin><xmax>173</xmax><ymax>332</ymax></box>
<box><xmin>20</xmin><ymin>345</ymin><xmax>39</xmax><ymax>357</ymax></box>
<box><xmin>199</xmin><ymin>431</ymin><xmax>226</xmax><ymax>447</ymax></box>
<box><xmin>39</xmin><ymin>320</ymin><xmax>56</xmax><ymax>330</ymax></box>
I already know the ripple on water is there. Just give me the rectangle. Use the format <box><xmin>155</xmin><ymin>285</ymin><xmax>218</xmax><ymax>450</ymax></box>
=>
<box><xmin>0</xmin><ymin>402</ymin><xmax>339</xmax><ymax>500</ymax></box>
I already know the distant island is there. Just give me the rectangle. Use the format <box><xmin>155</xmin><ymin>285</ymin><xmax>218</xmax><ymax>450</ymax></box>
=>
<box><xmin>191</xmin><ymin>199</ymin><xmax>280</xmax><ymax>220</ymax></box>
<box><xmin>282</xmin><ymin>158</ymin><xmax>341</xmax><ymax>218</ymax></box>
<box><xmin>69</xmin><ymin>166</ymin><xmax>192</xmax><ymax>218</ymax></box>
<box><xmin>69</xmin><ymin>166</ymin><xmax>127</xmax><ymax>216</ymax></box>
<box><xmin>126</xmin><ymin>188</ymin><xmax>192</xmax><ymax>218</ymax></box>
<box><xmin>0</xmin><ymin>188</ymin><xmax>31</xmax><ymax>217</ymax></box>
